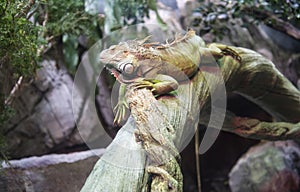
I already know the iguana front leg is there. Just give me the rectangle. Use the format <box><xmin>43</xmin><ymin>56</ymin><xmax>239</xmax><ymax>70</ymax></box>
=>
<box><xmin>113</xmin><ymin>84</ymin><xmax>128</xmax><ymax>125</ymax></box>
<box><xmin>113</xmin><ymin>75</ymin><xmax>179</xmax><ymax>124</ymax></box>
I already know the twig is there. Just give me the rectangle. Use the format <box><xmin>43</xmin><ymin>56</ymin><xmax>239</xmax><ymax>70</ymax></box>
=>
<box><xmin>195</xmin><ymin>129</ymin><xmax>202</xmax><ymax>192</ymax></box>
<box><xmin>16</xmin><ymin>0</ymin><xmax>36</xmax><ymax>18</ymax></box>
<box><xmin>26</xmin><ymin>2</ymin><xmax>40</xmax><ymax>20</ymax></box>
<box><xmin>5</xmin><ymin>76</ymin><xmax>23</xmax><ymax>105</ymax></box>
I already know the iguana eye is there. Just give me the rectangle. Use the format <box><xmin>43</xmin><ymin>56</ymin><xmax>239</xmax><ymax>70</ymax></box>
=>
<box><xmin>122</xmin><ymin>63</ymin><xmax>134</xmax><ymax>74</ymax></box>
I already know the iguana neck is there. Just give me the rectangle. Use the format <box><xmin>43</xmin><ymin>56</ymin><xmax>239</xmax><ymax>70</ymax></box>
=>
<box><xmin>140</xmin><ymin>30</ymin><xmax>205</xmax><ymax>81</ymax></box>
<box><xmin>157</xmin><ymin>30</ymin><xmax>204</xmax><ymax>77</ymax></box>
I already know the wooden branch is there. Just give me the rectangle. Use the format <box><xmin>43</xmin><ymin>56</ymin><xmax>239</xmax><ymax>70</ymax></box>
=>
<box><xmin>126</xmin><ymin>86</ymin><xmax>183</xmax><ymax>192</ymax></box>
<box><xmin>80</xmin><ymin>117</ymin><xmax>147</xmax><ymax>192</ymax></box>
<box><xmin>231</xmin><ymin>117</ymin><xmax>300</xmax><ymax>140</ymax></box>
<box><xmin>200</xmin><ymin>45</ymin><xmax>300</xmax><ymax>140</ymax></box>
<box><xmin>203</xmin><ymin>111</ymin><xmax>300</xmax><ymax>140</ymax></box>
<box><xmin>242</xmin><ymin>6</ymin><xmax>300</xmax><ymax>40</ymax></box>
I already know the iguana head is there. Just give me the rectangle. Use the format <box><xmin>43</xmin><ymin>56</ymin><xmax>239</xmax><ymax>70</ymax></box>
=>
<box><xmin>100</xmin><ymin>30</ymin><xmax>205</xmax><ymax>83</ymax></box>
<box><xmin>100</xmin><ymin>36</ymin><xmax>162</xmax><ymax>83</ymax></box>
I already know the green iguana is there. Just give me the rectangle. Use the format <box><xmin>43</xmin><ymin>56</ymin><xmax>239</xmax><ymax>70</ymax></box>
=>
<box><xmin>100</xmin><ymin>29</ymin><xmax>300</xmax><ymax>125</ymax></box>
<box><xmin>99</xmin><ymin>29</ymin><xmax>300</xmax><ymax>191</ymax></box>
<box><xmin>100</xmin><ymin>30</ymin><xmax>243</xmax><ymax>124</ymax></box>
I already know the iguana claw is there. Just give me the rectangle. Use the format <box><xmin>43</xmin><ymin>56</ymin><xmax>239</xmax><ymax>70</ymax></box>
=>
<box><xmin>113</xmin><ymin>98</ymin><xmax>128</xmax><ymax>125</ymax></box>
<box><xmin>113</xmin><ymin>84</ymin><xmax>129</xmax><ymax>125</ymax></box>
<box><xmin>208</xmin><ymin>43</ymin><xmax>242</xmax><ymax>63</ymax></box>
<box><xmin>132</xmin><ymin>79</ymin><xmax>157</xmax><ymax>93</ymax></box>
<box><xmin>220</xmin><ymin>47</ymin><xmax>242</xmax><ymax>62</ymax></box>
<box><xmin>132</xmin><ymin>77</ymin><xmax>178</xmax><ymax>96</ymax></box>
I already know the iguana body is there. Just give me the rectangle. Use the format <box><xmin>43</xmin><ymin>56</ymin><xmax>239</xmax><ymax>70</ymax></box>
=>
<box><xmin>100</xmin><ymin>30</ymin><xmax>240</xmax><ymax>83</ymax></box>
<box><xmin>99</xmin><ymin>30</ymin><xmax>300</xmax><ymax>191</ymax></box>
<box><xmin>100</xmin><ymin>30</ymin><xmax>242</xmax><ymax>124</ymax></box>
<box><xmin>100</xmin><ymin>29</ymin><xmax>300</xmax><ymax>123</ymax></box>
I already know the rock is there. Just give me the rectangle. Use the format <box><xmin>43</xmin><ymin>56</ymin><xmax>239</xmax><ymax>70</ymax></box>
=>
<box><xmin>159</xmin><ymin>0</ymin><xmax>178</xmax><ymax>9</ymax></box>
<box><xmin>257</xmin><ymin>48</ymin><xmax>273</xmax><ymax>61</ymax></box>
<box><xmin>286</xmin><ymin>55</ymin><xmax>300</xmax><ymax>86</ymax></box>
<box><xmin>260</xmin><ymin>24</ymin><xmax>300</xmax><ymax>53</ymax></box>
<box><xmin>84</xmin><ymin>0</ymin><xmax>105</xmax><ymax>15</ymax></box>
<box><xmin>229</xmin><ymin>141</ymin><xmax>300</xmax><ymax>192</ymax></box>
<box><xmin>4</xmin><ymin>59</ymin><xmax>110</xmax><ymax>159</ymax></box>
<box><xmin>4</xmin><ymin>60</ymin><xmax>77</xmax><ymax>158</ymax></box>
<box><xmin>0</xmin><ymin>149</ymin><xmax>105</xmax><ymax>192</ymax></box>
<box><xmin>144</xmin><ymin>1</ymin><xmax>183</xmax><ymax>35</ymax></box>
<box><xmin>177</xmin><ymin>0</ymin><xmax>200</xmax><ymax>29</ymax></box>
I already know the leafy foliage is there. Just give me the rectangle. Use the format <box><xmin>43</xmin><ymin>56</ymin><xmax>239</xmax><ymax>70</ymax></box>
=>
<box><xmin>0</xmin><ymin>0</ymin><xmax>42</xmax><ymax>161</ymax></box>
<box><xmin>44</xmin><ymin>0</ymin><xmax>100</xmax><ymax>40</ymax></box>
<box><xmin>0</xmin><ymin>0</ymin><xmax>41</xmax><ymax>77</ymax></box>
<box><xmin>104</xmin><ymin>0</ymin><xmax>166</xmax><ymax>33</ymax></box>
<box><xmin>115</xmin><ymin>0</ymin><xmax>150</xmax><ymax>25</ymax></box>
<box><xmin>62</xmin><ymin>34</ymin><xmax>79</xmax><ymax>73</ymax></box>
<box><xmin>36</xmin><ymin>0</ymin><xmax>102</xmax><ymax>73</ymax></box>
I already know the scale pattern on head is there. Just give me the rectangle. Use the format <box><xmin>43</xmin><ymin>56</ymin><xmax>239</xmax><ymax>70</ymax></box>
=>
<box><xmin>100</xmin><ymin>29</ymin><xmax>205</xmax><ymax>83</ymax></box>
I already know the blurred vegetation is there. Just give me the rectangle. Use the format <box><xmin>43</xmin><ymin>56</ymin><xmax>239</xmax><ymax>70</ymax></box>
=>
<box><xmin>0</xmin><ymin>0</ymin><xmax>40</xmax><ymax>77</ymax></box>
<box><xmin>36</xmin><ymin>0</ymin><xmax>102</xmax><ymax>73</ymax></box>
<box><xmin>194</xmin><ymin>0</ymin><xmax>300</xmax><ymax>40</ymax></box>
<box><xmin>104</xmin><ymin>0</ymin><xmax>165</xmax><ymax>33</ymax></box>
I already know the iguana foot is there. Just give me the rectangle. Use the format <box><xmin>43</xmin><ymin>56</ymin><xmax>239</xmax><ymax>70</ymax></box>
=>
<box><xmin>147</xmin><ymin>165</ymin><xmax>179</xmax><ymax>191</ymax></box>
<box><xmin>113</xmin><ymin>97</ymin><xmax>128</xmax><ymax>125</ymax></box>
<box><xmin>131</xmin><ymin>79</ymin><xmax>157</xmax><ymax>92</ymax></box>
<box><xmin>113</xmin><ymin>84</ymin><xmax>128</xmax><ymax>125</ymax></box>
<box><xmin>131</xmin><ymin>77</ymin><xmax>178</xmax><ymax>96</ymax></box>
<box><xmin>220</xmin><ymin>46</ymin><xmax>241</xmax><ymax>62</ymax></box>
<box><xmin>208</xmin><ymin>43</ymin><xmax>242</xmax><ymax>62</ymax></box>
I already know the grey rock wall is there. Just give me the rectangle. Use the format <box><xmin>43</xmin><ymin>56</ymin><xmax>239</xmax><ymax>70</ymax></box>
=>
<box><xmin>0</xmin><ymin>149</ymin><xmax>104</xmax><ymax>192</ymax></box>
<box><xmin>4</xmin><ymin>59</ymin><xmax>109</xmax><ymax>159</ymax></box>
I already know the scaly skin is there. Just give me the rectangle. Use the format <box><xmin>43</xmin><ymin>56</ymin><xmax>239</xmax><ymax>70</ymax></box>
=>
<box><xmin>100</xmin><ymin>30</ymin><xmax>240</xmax><ymax>83</ymax></box>
<box><xmin>100</xmin><ymin>29</ymin><xmax>241</xmax><ymax>124</ymax></box>
<box><xmin>99</xmin><ymin>29</ymin><xmax>300</xmax><ymax>192</ymax></box>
